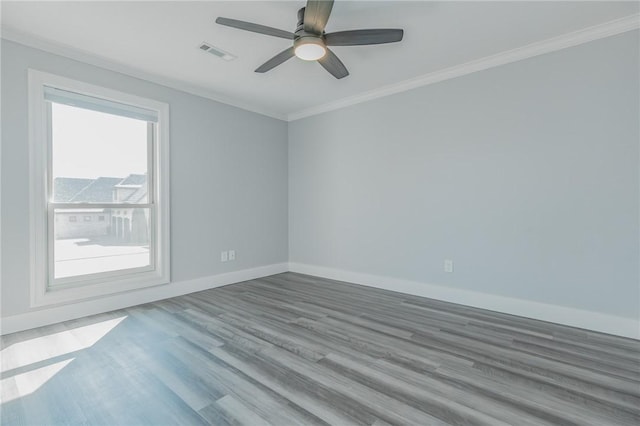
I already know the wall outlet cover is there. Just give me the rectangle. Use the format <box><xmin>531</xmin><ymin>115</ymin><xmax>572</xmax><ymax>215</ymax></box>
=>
<box><xmin>444</xmin><ymin>259</ymin><xmax>454</xmax><ymax>273</ymax></box>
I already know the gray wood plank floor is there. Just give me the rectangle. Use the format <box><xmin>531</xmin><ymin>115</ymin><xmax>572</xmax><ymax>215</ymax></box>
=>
<box><xmin>1</xmin><ymin>272</ymin><xmax>639</xmax><ymax>425</ymax></box>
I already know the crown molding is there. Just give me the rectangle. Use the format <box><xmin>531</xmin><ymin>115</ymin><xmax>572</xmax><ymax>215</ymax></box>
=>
<box><xmin>287</xmin><ymin>13</ymin><xmax>640</xmax><ymax>121</ymax></box>
<box><xmin>3</xmin><ymin>13</ymin><xmax>638</xmax><ymax>123</ymax></box>
<box><xmin>0</xmin><ymin>26</ymin><xmax>289</xmax><ymax>121</ymax></box>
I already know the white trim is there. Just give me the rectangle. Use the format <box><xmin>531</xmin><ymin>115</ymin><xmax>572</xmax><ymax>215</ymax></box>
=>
<box><xmin>3</xmin><ymin>261</ymin><xmax>637</xmax><ymax>339</ymax></box>
<box><xmin>29</xmin><ymin>69</ymin><xmax>170</xmax><ymax>116</ymax></box>
<box><xmin>28</xmin><ymin>69</ymin><xmax>49</xmax><ymax>309</ymax></box>
<box><xmin>3</xmin><ymin>15</ymin><xmax>638</xmax><ymax>123</ymax></box>
<box><xmin>43</xmin><ymin>86</ymin><xmax>159</xmax><ymax>122</ymax></box>
<box><xmin>0</xmin><ymin>263</ymin><xmax>289</xmax><ymax>335</ymax></box>
<box><xmin>288</xmin><ymin>263</ymin><xmax>640</xmax><ymax>340</ymax></box>
<box><xmin>28</xmin><ymin>69</ymin><xmax>171</xmax><ymax>307</ymax></box>
<box><xmin>156</xmin><ymin>102</ymin><xmax>171</xmax><ymax>297</ymax></box>
<box><xmin>1</xmin><ymin>27</ymin><xmax>288</xmax><ymax>122</ymax></box>
<box><xmin>288</xmin><ymin>13</ymin><xmax>640</xmax><ymax>121</ymax></box>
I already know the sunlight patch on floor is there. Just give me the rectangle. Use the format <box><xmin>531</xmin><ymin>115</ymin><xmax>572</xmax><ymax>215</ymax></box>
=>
<box><xmin>1</xmin><ymin>315</ymin><xmax>127</xmax><ymax>373</ymax></box>
<box><xmin>1</xmin><ymin>358</ymin><xmax>75</xmax><ymax>404</ymax></box>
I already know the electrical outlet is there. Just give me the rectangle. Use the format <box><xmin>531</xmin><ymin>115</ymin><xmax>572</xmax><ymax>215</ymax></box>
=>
<box><xmin>229</xmin><ymin>250</ymin><xmax>236</xmax><ymax>261</ymax></box>
<box><xmin>221</xmin><ymin>251</ymin><xmax>228</xmax><ymax>262</ymax></box>
<box><xmin>444</xmin><ymin>259</ymin><xmax>454</xmax><ymax>273</ymax></box>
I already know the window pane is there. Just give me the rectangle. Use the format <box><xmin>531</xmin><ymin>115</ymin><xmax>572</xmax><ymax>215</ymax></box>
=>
<box><xmin>51</xmin><ymin>103</ymin><xmax>148</xmax><ymax>204</ymax></box>
<box><xmin>53</xmin><ymin>208</ymin><xmax>151</xmax><ymax>280</ymax></box>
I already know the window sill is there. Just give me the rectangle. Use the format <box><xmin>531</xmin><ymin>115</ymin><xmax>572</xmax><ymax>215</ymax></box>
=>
<box><xmin>31</xmin><ymin>270</ymin><xmax>170</xmax><ymax>308</ymax></box>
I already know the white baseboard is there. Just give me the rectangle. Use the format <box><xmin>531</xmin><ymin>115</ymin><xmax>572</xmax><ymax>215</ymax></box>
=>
<box><xmin>3</xmin><ymin>261</ymin><xmax>638</xmax><ymax>339</ymax></box>
<box><xmin>0</xmin><ymin>263</ymin><xmax>288</xmax><ymax>335</ymax></box>
<box><xmin>288</xmin><ymin>263</ymin><xmax>640</xmax><ymax>340</ymax></box>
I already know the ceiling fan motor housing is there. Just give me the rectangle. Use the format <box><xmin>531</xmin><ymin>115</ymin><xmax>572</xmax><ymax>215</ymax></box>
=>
<box><xmin>295</xmin><ymin>7</ymin><xmax>323</xmax><ymax>39</ymax></box>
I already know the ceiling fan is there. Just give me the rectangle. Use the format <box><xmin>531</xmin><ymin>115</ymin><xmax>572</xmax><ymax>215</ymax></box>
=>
<box><xmin>215</xmin><ymin>0</ymin><xmax>404</xmax><ymax>79</ymax></box>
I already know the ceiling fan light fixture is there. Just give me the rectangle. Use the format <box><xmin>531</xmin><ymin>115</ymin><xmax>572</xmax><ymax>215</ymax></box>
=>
<box><xmin>294</xmin><ymin>37</ymin><xmax>326</xmax><ymax>61</ymax></box>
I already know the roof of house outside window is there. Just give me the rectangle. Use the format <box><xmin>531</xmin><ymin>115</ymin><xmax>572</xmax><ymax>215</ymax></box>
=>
<box><xmin>53</xmin><ymin>177</ymin><xmax>93</xmax><ymax>202</ymax></box>
<box><xmin>54</xmin><ymin>174</ymin><xmax>147</xmax><ymax>203</ymax></box>
<box><xmin>116</xmin><ymin>173</ymin><xmax>146</xmax><ymax>186</ymax></box>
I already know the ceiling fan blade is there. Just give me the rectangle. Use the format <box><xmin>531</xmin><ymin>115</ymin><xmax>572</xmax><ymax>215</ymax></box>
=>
<box><xmin>216</xmin><ymin>17</ymin><xmax>295</xmax><ymax>39</ymax></box>
<box><xmin>303</xmin><ymin>0</ymin><xmax>334</xmax><ymax>34</ymax></box>
<box><xmin>255</xmin><ymin>47</ymin><xmax>296</xmax><ymax>73</ymax></box>
<box><xmin>325</xmin><ymin>29</ymin><xmax>404</xmax><ymax>46</ymax></box>
<box><xmin>318</xmin><ymin>48</ymin><xmax>349</xmax><ymax>79</ymax></box>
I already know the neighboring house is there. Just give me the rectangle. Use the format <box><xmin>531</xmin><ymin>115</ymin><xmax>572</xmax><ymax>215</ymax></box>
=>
<box><xmin>54</xmin><ymin>174</ymin><xmax>148</xmax><ymax>244</ymax></box>
<box><xmin>112</xmin><ymin>174</ymin><xmax>149</xmax><ymax>244</ymax></box>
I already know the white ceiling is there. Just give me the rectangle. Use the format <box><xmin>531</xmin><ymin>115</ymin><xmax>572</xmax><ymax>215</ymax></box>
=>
<box><xmin>2</xmin><ymin>1</ymin><xmax>638</xmax><ymax>119</ymax></box>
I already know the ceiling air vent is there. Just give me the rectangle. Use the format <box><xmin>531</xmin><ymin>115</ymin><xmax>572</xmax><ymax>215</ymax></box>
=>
<box><xmin>198</xmin><ymin>42</ymin><xmax>237</xmax><ymax>61</ymax></box>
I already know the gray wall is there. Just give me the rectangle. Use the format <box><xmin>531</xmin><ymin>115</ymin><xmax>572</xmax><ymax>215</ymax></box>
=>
<box><xmin>289</xmin><ymin>31</ymin><xmax>640</xmax><ymax>319</ymax></box>
<box><xmin>1</xmin><ymin>40</ymin><xmax>288</xmax><ymax>317</ymax></box>
<box><xmin>3</xmin><ymin>31</ymin><xmax>638</xmax><ymax>322</ymax></box>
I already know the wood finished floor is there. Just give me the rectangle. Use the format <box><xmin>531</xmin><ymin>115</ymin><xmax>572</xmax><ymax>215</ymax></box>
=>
<box><xmin>1</xmin><ymin>272</ymin><xmax>639</xmax><ymax>425</ymax></box>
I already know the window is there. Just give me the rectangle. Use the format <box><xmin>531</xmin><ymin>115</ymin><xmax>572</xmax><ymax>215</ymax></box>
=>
<box><xmin>29</xmin><ymin>70</ymin><xmax>170</xmax><ymax>307</ymax></box>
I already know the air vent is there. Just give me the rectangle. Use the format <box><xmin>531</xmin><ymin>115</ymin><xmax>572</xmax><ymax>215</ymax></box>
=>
<box><xmin>199</xmin><ymin>42</ymin><xmax>237</xmax><ymax>61</ymax></box>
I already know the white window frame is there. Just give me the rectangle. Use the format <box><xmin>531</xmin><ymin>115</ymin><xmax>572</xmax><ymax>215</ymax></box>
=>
<box><xmin>28</xmin><ymin>69</ymin><xmax>170</xmax><ymax>307</ymax></box>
